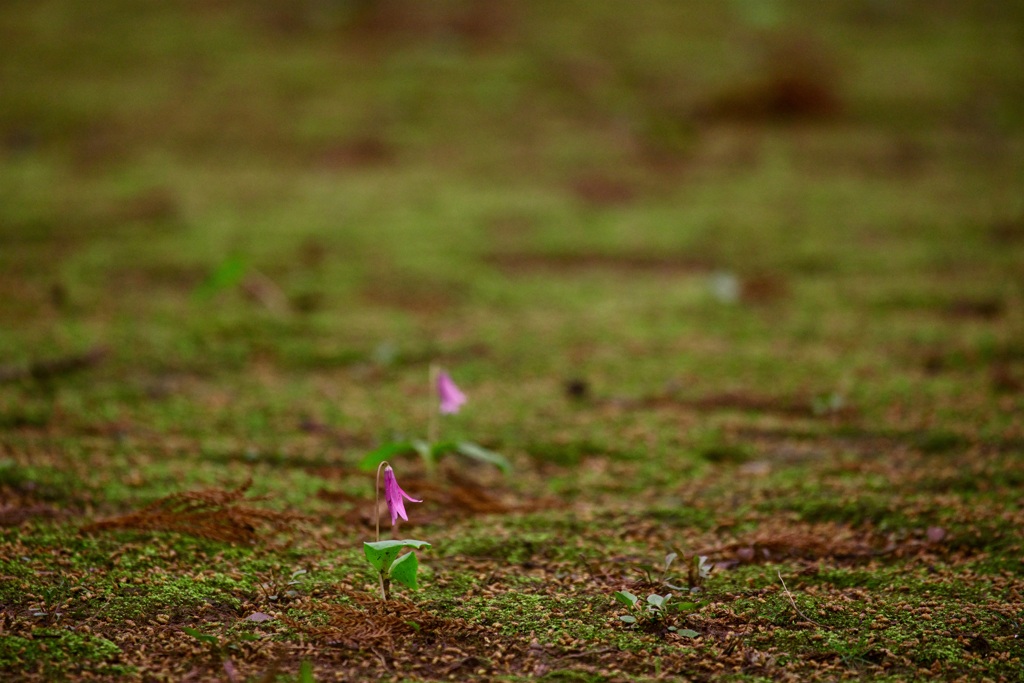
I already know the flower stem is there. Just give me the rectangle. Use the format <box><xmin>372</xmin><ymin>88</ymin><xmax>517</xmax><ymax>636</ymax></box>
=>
<box><xmin>374</xmin><ymin>460</ymin><xmax>389</xmax><ymax>601</ymax></box>
<box><xmin>427</xmin><ymin>362</ymin><xmax>439</xmax><ymax>446</ymax></box>
<box><xmin>374</xmin><ymin>460</ymin><xmax>390</xmax><ymax>543</ymax></box>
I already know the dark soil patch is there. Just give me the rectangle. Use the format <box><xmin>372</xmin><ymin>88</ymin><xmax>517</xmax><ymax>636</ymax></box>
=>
<box><xmin>359</xmin><ymin>273</ymin><xmax>464</xmax><ymax>314</ymax></box>
<box><xmin>112</xmin><ymin>187</ymin><xmax>182</xmax><ymax>226</ymax></box>
<box><xmin>0</xmin><ymin>347</ymin><xmax>107</xmax><ymax>386</ymax></box>
<box><xmin>990</xmin><ymin>361</ymin><xmax>1024</xmax><ymax>393</ymax></box>
<box><xmin>613</xmin><ymin>389</ymin><xmax>860</xmax><ymax>421</ymax></box>
<box><xmin>727</xmin><ymin>272</ymin><xmax>791</xmax><ymax>305</ymax></box>
<box><xmin>318</xmin><ymin>135</ymin><xmax>397</xmax><ymax>170</ymax></box>
<box><xmin>341</xmin><ymin>0</ymin><xmax>520</xmax><ymax>50</ymax></box>
<box><xmin>568</xmin><ymin>174</ymin><xmax>638</xmax><ymax>207</ymax></box>
<box><xmin>702</xmin><ymin>522</ymin><xmax>937</xmax><ymax>568</ymax></box>
<box><xmin>484</xmin><ymin>250</ymin><xmax>715</xmax><ymax>276</ymax></box>
<box><xmin>285</xmin><ymin>590</ymin><xmax>487</xmax><ymax>650</ymax></box>
<box><xmin>698</xmin><ymin>34</ymin><xmax>843</xmax><ymax>123</ymax></box>
<box><xmin>0</xmin><ymin>501</ymin><xmax>64</xmax><ymax>527</ymax></box>
<box><xmin>943</xmin><ymin>297</ymin><xmax>1005</xmax><ymax>320</ymax></box>
<box><xmin>106</xmin><ymin>264</ymin><xmax>208</xmax><ymax>295</ymax></box>
<box><xmin>988</xmin><ymin>214</ymin><xmax>1024</xmax><ymax>244</ymax></box>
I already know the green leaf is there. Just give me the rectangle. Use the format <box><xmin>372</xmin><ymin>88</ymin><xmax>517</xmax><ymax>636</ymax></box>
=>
<box><xmin>675</xmin><ymin>628</ymin><xmax>700</xmax><ymax>638</ymax></box>
<box><xmin>182</xmin><ymin>627</ymin><xmax>218</xmax><ymax>645</ymax></box>
<box><xmin>357</xmin><ymin>442</ymin><xmax>416</xmax><ymax>471</ymax></box>
<box><xmin>430</xmin><ymin>440</ymin><xmax>458</xmax><ymax>457</ymax></box>
<box><xmin>456</xmin><ymin>441</ymin><xmax>512</xmax><ymax>474</ymax></box>
<box><xmin>619</xmin><ymin>615</ymin><xmax>637</xmax><ymax>624</ymax></box>
<box><xmin>413</xmin><ymin>440</ymin><xmax>435</xmax><ymax>468</ymax></box>
<box><xmin>613</xmin><ymin>591</ymin><xmax>639</xmax><ymax>607</ymax></box>
<box><xmin>363</xmin><ymin>540</ymin><xmax>431</xmax><ymax>573</ymax></box>
<box><xmin>647</xmin><ymin>594</ymin><xmax>667</xmax><ymax>609</ymax></box>
<box><xmin>669</xmin><ymin>600</ymin><xmax>702</xmax><ymax>612</ymax></box>
<box><xmin>298</xmin><ymin>659</ymin><xmax>315</xmax><ymax>683</ymax></box>
<box><xmin>193</xmin><ymin>255</ymin><xmax>247</xmax><ymax>301</ymax></box>
<box><xmin>389</xmin><ymin>551</ymin><xmax>420</xmax><ymax>590</ymax></box>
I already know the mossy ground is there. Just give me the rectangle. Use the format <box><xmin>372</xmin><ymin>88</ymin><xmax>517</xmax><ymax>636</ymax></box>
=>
<box><xmin>2</xmin><ymin>1</ymin><xmax>1023</xmax><ymax>680</ymax></box>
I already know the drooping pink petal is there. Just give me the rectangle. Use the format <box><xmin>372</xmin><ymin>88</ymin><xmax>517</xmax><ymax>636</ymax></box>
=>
<box><xmin>383</xmin><ymin>465</ymin><xmax>421</xmax><ymax>526</ymax></box>
<box><xmin>437</xmin><ymin>370</ymin><xmax>467</xmax><ymax>415</ymax></box>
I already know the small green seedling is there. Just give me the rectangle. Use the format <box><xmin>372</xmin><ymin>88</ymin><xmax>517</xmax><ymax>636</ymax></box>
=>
<box><xmin>613</xmin><ymin>590</ymin><xmax>702</xmax><ymax>637</ymax></box>
<box><xmin>636</xmin><ymin>552</ymin><xmax>714</xmax><ymax>593</ymax></box>
<box><xmin>255</xmin><ymin>568</ymin><xmax>307</xmax><ymax>602</ymax></box>
<box><xmin>29</xmin><ymin>576</ymin><xmax>72</xmax><ymax>625</ymax></box>
<box><xmin>686</xmin><ymin>554</ymin><xmax>714</xmax><ymax>592</ymax></box>
<box><xmin>616</xmin><ymin>554</ymin><xmax>713</xmax><ymax>635</ymax></box>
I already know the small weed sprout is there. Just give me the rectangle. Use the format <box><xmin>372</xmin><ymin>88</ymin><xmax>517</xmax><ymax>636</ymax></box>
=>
<box><xmin>255</xmin><ymin>568</ymin><xmax>307</xmax><ymax>603</ymax></box>
<box><xmin>615</xmin><ymin>552</ymin><xmax>713</xmax><ymax>636</ymax></box>
<box><xmin>686</xmin><ymin>554</ymin><xmax>714</xmax><ymax>593</ymax></box>
<box><xmin>29</xmin><ymin>575</ymin><xmax>72</xmax><ymax>625</ymax></box>
<box><xmin>637</xmin><ymin>552</ymin><xmax>714</xmax><ymax>593</ymax></box>
<box><xmin>612</xmin><ymin>590</ymin><xmax>702</xmax><ymax>637</ymax></box>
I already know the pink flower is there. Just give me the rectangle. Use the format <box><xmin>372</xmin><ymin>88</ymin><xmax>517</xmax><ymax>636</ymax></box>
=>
<box><xmin>383</xmin><ymin>465</ymin><xmax>421</xmax><ymax>526</ymax></box>
<box><xmin>437</xmin><ymin>370</ymin><xmax>467</xmax><ymax>415</ymax></box>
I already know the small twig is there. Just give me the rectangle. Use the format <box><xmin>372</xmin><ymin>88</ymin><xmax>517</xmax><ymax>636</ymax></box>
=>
<box><xmin>371</xmin><ymin>648</ymin><xmax>389</xmax><ymax>667</ymax></box>
<box><xmin>777</xmin><ymin>570</ymin><xmax>825</xmax><ymax>628</ymax></box>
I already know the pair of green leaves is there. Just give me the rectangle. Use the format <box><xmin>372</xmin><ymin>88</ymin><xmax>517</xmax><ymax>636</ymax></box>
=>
<box><xmin>363</xmin><ymin>539</ymin><xmax>431</xmax><ymax>590</ymax></box>
<box><xmin>614</xmin><ymin>590</ymin><xmax>669</xmax><ymax>613</ymax></box>
<box><xmin>358</xmin><ymin>440</ymin><xmax>511</xmax><ymax>474</ymax></box>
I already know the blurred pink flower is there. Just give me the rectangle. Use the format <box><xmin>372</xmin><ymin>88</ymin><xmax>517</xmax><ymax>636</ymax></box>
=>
<box><xmin>383</xmin><ymin>465</ymin><xmax>421</xmax><ymax>526</ymax></box>
<box><xmin>437</xmin><ymin>370</ymin><xmax>467</xmax><ymax>415</ymax></box>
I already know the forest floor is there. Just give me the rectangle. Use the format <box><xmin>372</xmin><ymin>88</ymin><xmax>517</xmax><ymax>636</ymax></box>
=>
<box><xmin>1</xmin><ymin>1</ymin><xmax>1022</xmax><ymax>680</ymax></box>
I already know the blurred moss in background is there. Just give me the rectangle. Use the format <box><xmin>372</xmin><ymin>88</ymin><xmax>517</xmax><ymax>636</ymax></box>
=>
<box><xmin>1</xmin><ymin>0</ymin><xmax>1021</xmax><ymax>382</ymax></box>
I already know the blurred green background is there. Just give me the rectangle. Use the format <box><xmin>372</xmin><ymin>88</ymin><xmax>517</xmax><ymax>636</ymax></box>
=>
<box><xmin>1</xmin><ymin>0</ymin><xmax>1022</xmax><ymax>467</ymax></box>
